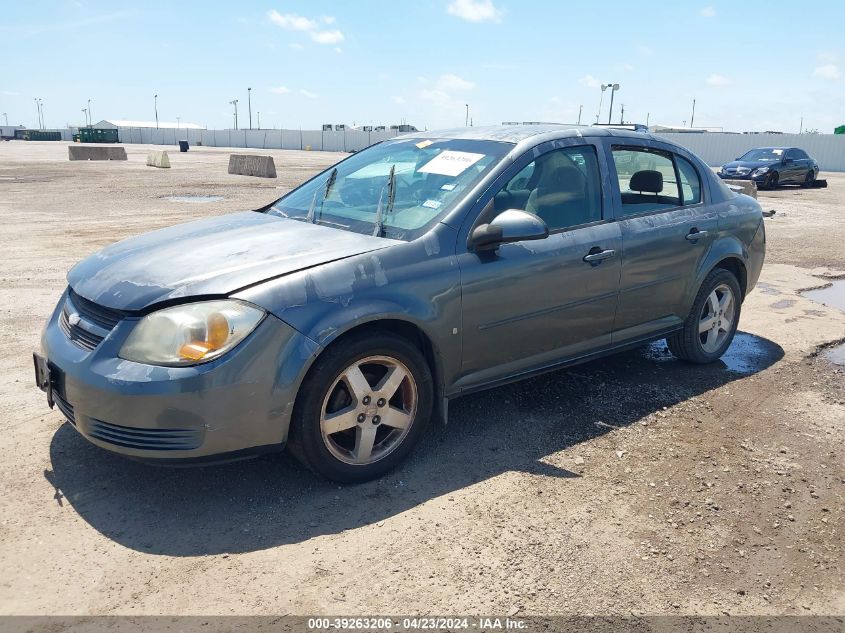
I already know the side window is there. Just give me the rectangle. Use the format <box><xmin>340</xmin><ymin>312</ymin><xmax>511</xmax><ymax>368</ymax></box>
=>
<box><xmin>612</xmin><ymin>147</ymin><xmax>680</xmax><ymax>215</ymax></box>
<box><xmin>676</xmin><ymin>155</ymin><xmax>702</xmax><ymax>205</ymax></box>
<box><xmin>491</xmin><ymin>145</ymin><xmax>602</xmax><ymax>231</ymax></box>
<box><xmin>796</xmin><ymin>149</ymin><xmax>809</xmax><ymax>159</ymax></box>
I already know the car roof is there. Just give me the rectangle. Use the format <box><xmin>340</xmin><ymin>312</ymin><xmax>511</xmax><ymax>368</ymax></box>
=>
<box><xmin>751</xmin><ymin>147</ymin><xmax>796</xmax><ymax>151</ymax></box>
<box><xmin>395</xmin><ymin>124</ymin><xmax>659</xmax><ymax>145</ymax></box>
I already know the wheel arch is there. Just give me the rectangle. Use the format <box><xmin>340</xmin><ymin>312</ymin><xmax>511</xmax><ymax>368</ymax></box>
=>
<box><xmin>291</xmin><ymin>316</ymin><xmax>447</xmax><ymax>432</ymax></box>
<box><xmin>690</xmin><ymin>237</ymin><xmax>749</xmax><ymax>309</ymax></box>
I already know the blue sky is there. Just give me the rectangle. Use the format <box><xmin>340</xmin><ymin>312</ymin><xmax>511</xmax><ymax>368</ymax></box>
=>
<box><xmin>2</xmin><ymin>0</ymin><xmax>843</xmax><ymax>132</ymax></box>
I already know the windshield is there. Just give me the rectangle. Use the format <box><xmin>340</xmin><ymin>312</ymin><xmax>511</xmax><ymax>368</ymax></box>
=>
<box><xmin>267</xmin><ymin>138</ymin><xmax>511</xmax><ymax>241</ymax></box>
<box><xmin>739</xmin><ymin>148</ymin><xmax>785</xmax><ymax>162</ymax></box>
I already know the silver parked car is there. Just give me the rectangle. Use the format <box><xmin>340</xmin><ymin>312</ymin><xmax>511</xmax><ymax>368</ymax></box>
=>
<box><xmin>35</xmin><ymin>126</ymin><xmax>765</xmax><ymax>482</ymax></box>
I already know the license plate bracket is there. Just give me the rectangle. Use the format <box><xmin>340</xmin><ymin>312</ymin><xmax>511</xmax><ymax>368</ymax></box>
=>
<box><xmin>33</xmin><ymin>352</ymin><xmax>54</xmax><ymax>409</ymax></box>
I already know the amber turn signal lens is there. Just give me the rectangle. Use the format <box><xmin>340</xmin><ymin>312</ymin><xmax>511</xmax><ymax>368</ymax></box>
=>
<box><xmin>179</xmin><ymin>342</ymin><xmax>212</xmax><ymax>360</ymax></box>
<box><xmin>207</xmin><ymin>312</ymin><xmax>230</xmax><ymax>348</ymax></box>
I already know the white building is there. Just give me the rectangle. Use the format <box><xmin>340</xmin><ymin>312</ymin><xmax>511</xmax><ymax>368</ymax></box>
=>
<box><xmin>92</xmin><ymin>119</ymin><xmax>204</xmax><ymax>130</ymax></box>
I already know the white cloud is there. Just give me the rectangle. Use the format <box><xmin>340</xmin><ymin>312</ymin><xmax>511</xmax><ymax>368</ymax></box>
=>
<box><xmin>578</xmin><ymin>74</ymin><xmax>601</xmax><ymax>88</ymax></box>
<box><xmin>267</xmin><ymin>10</ymin><xmax>316</xmax><ymax>31</ymax></box>
<box><xmin>2</xmin><ymin>90</ymin><xmax>21</xmax><ymax>96</ymax></box>
<box><xmin>299</xmin><ymin>89</ymin><xmax>318</xmax><ymax>99</ymax></box>
<box><xmin>818</xmin><ymin>51</ymin><xmax>838</xmax><ymax>64</ymax></box>
<box><xmin>436</xmin><ymin>73</ymin><xmax>476</xmax><ymax>92</ymax></box>
<box><xmin>813</xmin><ymin>64</ymin><xmax>841</xmax><ymax>80</ymax></box>
<box><xmin>706</xmin><ymin>73</ymin><xmax>732</xmax><ymax>86</ymax></box>
<box><xmin>446</xmin><ymin>0</ymin><xmax>503</xmax><ymax>23</ymax></box>
<box><xmin>311</xmin><ymin>29</ymin><xmax>344</xmax><ymax>44</ymax></box>
<box><xmin>392</xmin><ymin>95</ymin><xmax>406</xmax><ymax>104</ymax></box>
<box><xmin>334</xmin><ymin>47</ymin><xmax>343</xmax><ymax>54</ymax></box>
<box><xmin>269</xmin><ymin>86</ymin><xmax>290</xmax><ymax>94</ymax></box>
<box><xmin>700</xmin><ymin>6</ymin><xmax>716</xmax><ymax>17</ymax></box>
<box><xmin>267</xmin><ymin>9</ymin><xmax>344</xmax><ymax>45</ymax></box>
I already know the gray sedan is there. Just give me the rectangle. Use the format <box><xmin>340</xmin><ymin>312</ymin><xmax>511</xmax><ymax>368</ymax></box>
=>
<box><xmin>35</xmin><ymin>125</ymin><xmax>765</xmax><ymax>482</ymax></box>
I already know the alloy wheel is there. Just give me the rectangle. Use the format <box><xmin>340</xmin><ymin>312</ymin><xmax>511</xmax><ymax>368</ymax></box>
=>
<box><xmin>320</xmin><ymin>355</ymin><xmax>418</xmax><ymax>466</ymax></box>
<box><xmin>698</xmin><ymin>283</ymin><xmax>735</xmax><ymax>353</ymax></box>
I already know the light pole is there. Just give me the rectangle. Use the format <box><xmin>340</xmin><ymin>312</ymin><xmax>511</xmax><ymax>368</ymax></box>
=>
<box><xmin>620</xmin><ymin>103</ymin><xmax>625</xmax><ymax>124</ymax></box>
<box><xmin>690</xmin><ymin>98</ymin><xmax>696</xmax><ymax>128</ymax></box>
<box><xmin>465</xmin><ymin>103</ymin><xmax>469</xmax><ymax>127</ymax></box>
<box><xmin>577</xmin><ymin>104</ymin><xmax>583</xmax><ymax>125</ymax></box>
<box><xmin>596</xmin><ymin>85</ymin><xmax>607</xmax><ymax>123</ymax></box>
<box><xmin>257</xmin><ymin>111</ymin><xmax>261</xmax><ymax>129</ymax></box>
<box><xmin>82</xmin><ymin>108</ymin><xmax>88</xmax><ymax>126</ymax></box>
<box><xmin>1</xmin><ymin>112</ymin><xmax>7</xmax><ymax>126</ymax></box>
<box><xmin>248</xmin><ymin>87</ymin><xmax>252</xmax><ymax>130</ymax></box>
<box><xmin>38</xmin><ymin>99</ymin><xmax>44</xmax><ymax>129</ymax></box>
<box><xmin>154</xmin><ymin>94</ymin><xmax>159</xmax><ymax>129</ymax></box>
<box><xmin>603</xmin><ymin>83</ymin><xmax>620</xmax><ymax>124</ymax></box>
<box><xmin>87</xmin><ymin>98</ymin><xmax>92</xmax><ymax>126</ymax></box>
<box><xmin>230</xmin><ymin>99</ymin><xmax>239</xmax><ymax>130</ymax></box>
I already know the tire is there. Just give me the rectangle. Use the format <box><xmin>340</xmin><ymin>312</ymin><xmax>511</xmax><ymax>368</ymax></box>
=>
<box><xmin>666</xmin><ymin>268</ymin><xmax>741</xmax><ymax>364</ymax></box>
<box><xmin>287</xmin><ymin>330</ymin><xmax>433</xmax><ymax>483</ymax></box>
<box><xmin>801</xmin><ymin>170</ymin><xmax>816</xmax><ymax>188</ymax></box>
<box><xmin>763</xmin><ymin>171</ymin><xmax>779</xmax><ymax>190</ymax></box>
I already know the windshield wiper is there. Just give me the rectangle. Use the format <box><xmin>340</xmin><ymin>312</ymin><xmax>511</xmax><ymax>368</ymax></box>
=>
<box><xmin>306</xmin><ymin>167</ymin><xmax>337</xmax><ymax>224</ymax></box>
<box><xmin>372</xmin><ymin>164</ymin><xmax>396</xmax><ymax>237</ymax></box>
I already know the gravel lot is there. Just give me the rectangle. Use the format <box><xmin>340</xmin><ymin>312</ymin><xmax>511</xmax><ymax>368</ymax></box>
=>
<box><xmin>0</xmin><ymin>141</ymin><xmax>843</xmax><ymax>616</ymax></box>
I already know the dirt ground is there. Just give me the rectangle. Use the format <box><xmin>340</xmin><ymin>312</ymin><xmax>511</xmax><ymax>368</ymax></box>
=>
<box><xmin>0</xmin><ymin>141</ymin><xmax>843</xmax><ymax>616</ymax></box>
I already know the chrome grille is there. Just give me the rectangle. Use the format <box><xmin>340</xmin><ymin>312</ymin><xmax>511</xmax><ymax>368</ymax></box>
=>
<box><xmin>58</xmin><ymin>289</ymin><xmax>126</xmax><ymax>351</ymax></box>
<box><xmin>88</xmin><ymin>419</ymin><xmax>203</xmax><ymax>451</ymax></box>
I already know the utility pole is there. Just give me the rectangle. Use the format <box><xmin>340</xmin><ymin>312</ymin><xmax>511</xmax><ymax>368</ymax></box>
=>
<box><xmin>257</xmin><ymin>111</ymin><xmax>261</xmax><ymax>129</ymax></box>
<box><xmin>465</xmin><ymin>103</ymin><xmax>469</xmax><ymax>127</ymax></box>
<box><xmin>87</xmin><ymin>98</ymin><xmax>92</xmax><ymax>126</ymax></box>
<box><xmin>799</xmin><ymin>116</ymin><xmax>803</xmax><ymax>134</ymax></box>
<box><xmin>690</xmin><ymin>98</ymin><xmax>696</xmax><ymax>128</ymax></box>
<box><xmin>646</xmin><ymin>112</ymin><xmax>650</xmax><ymax>127</ymax></box>
<box><xmin>154</xmin><ymin>94</ymin><xmax>159</xmax><ymax>129</ymax></box>
<box><xmin>230</xmin><ymin>99</ymin><xmax>239</xmax><ymax>130</ymax></box>
<box><xmin>248</xmin><ymin>87</ymin><xmax>252</xmax><ymax>130</ymax></box>
<box><xmin>1</xmin><ymin>112</ymin><xmax>7</xmax><ymax>126</ymax></box>
<box><xmin>597</xmin><ymin>85</ymin><xmax>607</xmax><ymax>123</ymax></box>
<box><xmin>620</xmin><ymin>104</ymin><xmax>625</xmax><ymax>124</ymax></box>
<box><xmin>577</xmin><ymin>104</ymin><xmax>582</xmax><ymax>125</ymax></box>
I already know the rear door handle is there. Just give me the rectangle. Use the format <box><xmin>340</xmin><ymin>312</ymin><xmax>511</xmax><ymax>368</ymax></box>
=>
<box><xmin>583</xmin><ymin>248</ymin><xmax>616</xmax><ymax>264</ymax></box>
<box><xmin>685</xmin><ymin>229</ymin><xmax>708</xmax><ymax>242</ymax></box>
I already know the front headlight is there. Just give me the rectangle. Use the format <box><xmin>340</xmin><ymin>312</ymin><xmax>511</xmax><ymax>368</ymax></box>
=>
<box><xmin>751</xmin><ymin>166</ymin><xmax>769</xmax><ymax>176</ymax></box>
<box><xmin>120</xmin><ymin>300</ymin><xmax>265</xmax><ymax>366</ymax></box>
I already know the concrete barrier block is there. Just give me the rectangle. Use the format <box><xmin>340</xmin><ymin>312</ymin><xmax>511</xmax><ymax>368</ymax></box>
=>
<box><xmin>146</xmin><ymin>150</ymin><xmax>171</xmax><ymax>168</ymax></box>
<box><xmin>723</xmin><ymin>179</ymin><xmax>757</xmax><ymax>199</ymax></box>
<box><xmin>68</xmin><ymin>145</ymin><xmax>127</xmax><ymax>161</ymax></box>
<box><xmin>227</xmin><ymin>154</ymin><xmax>277</xmax><ymax>178</ymax></box>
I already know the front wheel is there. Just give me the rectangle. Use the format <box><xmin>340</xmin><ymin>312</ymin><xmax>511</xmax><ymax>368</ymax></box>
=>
<box><xmin>666</xmin><ymin>269</ymin><xmax>741</xmax><ymax>364</ymax></box>
<box><xmin>287</xmin><ymin>331</ymin><xmax>433</xmax><ymax>483</ymax></box>
<box><xmin>763</xmin><ymin>171</ymin><xmax>779</xmax><ymax>190</ymax></box>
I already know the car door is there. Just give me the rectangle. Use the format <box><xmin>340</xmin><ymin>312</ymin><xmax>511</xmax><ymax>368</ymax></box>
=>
<box><xmin>782</xmin><ymin>149</ymin><xmax>802</xmax><ymax>183</ymax></box>
<box><xmin>454</xmin><ymin>141</ymin><xmax>622</xmax><ymax>390</ymax></box>
<box><xmin>607</xmin><ymin>143</ymin><xmax>719</xmax><ymax>342</ymax></box>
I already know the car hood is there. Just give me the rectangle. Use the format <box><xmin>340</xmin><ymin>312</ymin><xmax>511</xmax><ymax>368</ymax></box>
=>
<box><xmin>67</xmin><ymin>211</ymin><xmax>397</xmax><ymax>311</ymax></box>
<box><xmin>722</xmin><ymin>160</ymin><xmax>777</xmax><ymax>170</ymax></box>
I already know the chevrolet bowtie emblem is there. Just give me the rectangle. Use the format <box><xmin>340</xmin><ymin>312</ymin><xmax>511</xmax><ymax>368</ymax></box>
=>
<box><xmin>68</xmin><ymin>312</ymin><xmax>81</xmax><ymax>326</ymax></box>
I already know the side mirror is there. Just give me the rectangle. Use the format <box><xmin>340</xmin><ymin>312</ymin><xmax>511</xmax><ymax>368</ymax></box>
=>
<box><xmin>469</xmin><ymin>209</ymin><xmax>549</xmax><ymax>252</ymax></box>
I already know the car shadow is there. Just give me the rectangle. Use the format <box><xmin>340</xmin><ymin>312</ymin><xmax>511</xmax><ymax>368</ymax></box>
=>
<box><xmin>45</xmin><ymin>331</ymin><xmax>783</xmax><ymax>556</ymax></box>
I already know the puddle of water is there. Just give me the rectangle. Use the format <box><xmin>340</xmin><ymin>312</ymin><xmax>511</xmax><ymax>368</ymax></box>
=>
<box><xmin>161</xmin><ymin>195</ymin><xmax>223</xmax><ymax>203</ymax></box>
<box><xmin>803</xmin><ymin>280</ymin><xmax>845</xmax><ymax>312</ymax></box>
<box><xmin>645</xmin><ymin>332</ymin><xmax>779</xmax><ymax>375</ymax></box>
<box><xmin>804</xmin><ymin>280</ymin><xmax>845</xmax><ymax>366</ymax></box>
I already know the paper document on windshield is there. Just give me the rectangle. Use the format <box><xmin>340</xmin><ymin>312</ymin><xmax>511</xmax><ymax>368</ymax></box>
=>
<box><xmin>419</xmin><ymin>151</ymin><xmax>485</xmax><ymax>177</ymax></box>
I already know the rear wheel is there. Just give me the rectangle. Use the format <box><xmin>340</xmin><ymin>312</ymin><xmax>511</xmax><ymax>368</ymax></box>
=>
<box><xmin>287</xmin><ymin>331</ymin><xmax>433</xmax><ymax>483</ymax></box>
<box><xmin>801</xmin><ymin>170</ymin><xmax>816</xmax><ymax>188</ymax></box>
<box><xmin>666</xmin><ymin>269</ymin><xmax>741</xmax><ymax>364</ymax></box>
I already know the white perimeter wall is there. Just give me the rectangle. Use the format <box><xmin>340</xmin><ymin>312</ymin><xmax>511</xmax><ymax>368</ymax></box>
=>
<box><xmin>109</xmin><ymin>128</ymin><xmax>845</xmax><ymax>171</ymax></box>
<box><xmin>115</xmin><ymin>127</ymin><xmax>401</xmax><ymax>153</ymax></box>
<box><xmin>656</xmin><ymin>133</ymin><xmax>845</xmax><ymax>172</ymax></box>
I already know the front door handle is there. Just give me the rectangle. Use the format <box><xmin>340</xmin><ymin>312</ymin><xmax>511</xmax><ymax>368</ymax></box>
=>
<box><xmin>583</xmin><ymin>248</ymin><xmax>616</xmax><ymax>264</ymax></box>
<box><xmin>685</xmin><ymin>229</ymin><xmax>708</xmax><ymax>242</ymax></box>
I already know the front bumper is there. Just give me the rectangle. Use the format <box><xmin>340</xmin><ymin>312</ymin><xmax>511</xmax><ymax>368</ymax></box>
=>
<box><xmin>39</xmin><ymin>289</ymin><xmax>320</xmax><ymax>461</ymax></box>
<box><xmin>718</xmin><ymin>172</ymin><xmax>768</xmax><ymax>183</ymax></box>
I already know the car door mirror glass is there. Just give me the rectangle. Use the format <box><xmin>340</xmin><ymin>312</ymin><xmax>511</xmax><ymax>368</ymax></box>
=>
<box><xmin>470</xmin><ymin>209</ymin><xmax>549</xmax><ymax>252</ymax></box>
